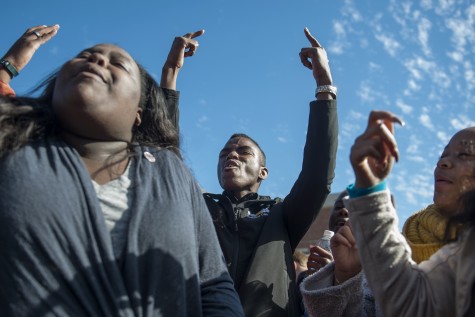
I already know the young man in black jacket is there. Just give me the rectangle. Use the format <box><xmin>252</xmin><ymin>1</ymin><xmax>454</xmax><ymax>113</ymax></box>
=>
<box><xmin>203</xmin><ymin>28</ymin><xmax>338</xmax><ymax>317</ymax></box>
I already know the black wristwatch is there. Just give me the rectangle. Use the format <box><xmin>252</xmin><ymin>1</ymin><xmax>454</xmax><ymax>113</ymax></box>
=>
<box><xmin>0</xmin><ymin>59</ymin><xmax>19</xmax><ymax>78</ymax></box>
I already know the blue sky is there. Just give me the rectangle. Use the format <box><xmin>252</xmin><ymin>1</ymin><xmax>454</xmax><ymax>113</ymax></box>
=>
<box><xmin>3</xmin><ymin>0</ymin><xmax>474</xmax><ymax>227</ymax></box>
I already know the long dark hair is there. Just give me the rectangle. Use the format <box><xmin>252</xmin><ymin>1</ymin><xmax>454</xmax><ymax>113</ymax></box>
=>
<box><xmin>0</xmin><ymin>62</ymin><xmax>180</xmax><ymax>158</ymax></box>
<box><xmin>444</xmin><ymin>188</ymin><xmax>475</xmax><ymax>241</ymax></box>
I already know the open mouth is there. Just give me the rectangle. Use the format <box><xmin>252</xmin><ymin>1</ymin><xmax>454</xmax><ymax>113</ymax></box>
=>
<box><xmin>336</xmin><ymin>219</ymin><xmax>348</xmax><ymax>227</ymax></box>
<box><xmin>223</xmin><ymin>160</ymin><xmax>239</xmax><ymax>171</ymax></box>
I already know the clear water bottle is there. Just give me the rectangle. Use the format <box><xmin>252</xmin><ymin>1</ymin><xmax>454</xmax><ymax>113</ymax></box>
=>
<box><xmin>316</xmin><ymin>230</ymin><xmax>334</xmax><ymax>253</ymax></box>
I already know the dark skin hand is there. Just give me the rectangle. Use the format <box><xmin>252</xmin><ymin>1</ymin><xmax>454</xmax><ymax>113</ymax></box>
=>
<box><xmin>299</xmin><ymin>27</ymin><xmax>334</xmax><ymax>100</ymax></box>
<box><xmin>1</xmin><ymin>24</ymin><xmax>59</xmax><ymax>83</ymax></box>
<box><xmin>307</xmin><ymin>245</ymin><xmax>333</xmax><ymax>272</ymax></box>
<box><xmin>334</xmin><ymin>110</ymin><xmax>403</xmax><ymax>283</ymax></box>
<box><xmin>331</xmin><ymin>223</ymin><xmax>362</xmax><ymax>284</ymax></box>
<box><xmin>350</xmin><ymin>110</ymin><xmax>404</xmax><ymax>189</ymax></box>
<box><xmin>160</xmin><ymin>29</ymin><xmax>205</xmax><ymax>90</ymax></box>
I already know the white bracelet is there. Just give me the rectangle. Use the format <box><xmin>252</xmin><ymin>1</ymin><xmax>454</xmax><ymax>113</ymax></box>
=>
<box><xmin>315</xmin><ymin>85</ymin><xmax>337</xmax><ymax>98</ymax></box>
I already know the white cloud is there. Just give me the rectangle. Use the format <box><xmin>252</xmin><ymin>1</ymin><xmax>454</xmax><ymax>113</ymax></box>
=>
<box><xmin>341</xmin><ymin>111</ymin><xmax>365</xmax><ymax>139</ymax></box>
<box><xmin>329</xmin><ymin>42</ymin><xmax>344</xmax><ymax>55</ymax></box>
<box><xmin>403</xmin><ymin>56</ymin><xmax>451</xmax><ymax>88</ymax></box>
<box><xmin>349</xmin><ymin>110</ymin><xmax>365</xmax><ymax>120</ymax></box>
<box><xmin>437</xmin><ymin>0</ymin><xmax>459</xmax><ymax>14</ymax></box>
<box><xmin>359</xmin><ymin>38</ymin><xmax>369</xmax><ymax>48</ymax></box>
<box><xmin>447</xmin><ymin>51</ymin><xmax>463</xmax><ymax>62</ymax></box>
<box><xmin>356</xmin><ymin>81</ymin><xmax>389</xmax><ymax>106</ymax></box>
<box><xmin>437</xmin><ymin>130</ymin><xmax>451</xmax><ymax>144</ymax></box>
<box><xmin>418</xmin><ymin>17</ymin><xmax>432</xmax><ymax>56</ymax></box>
<box><xmin>407</xmin><ymin>156</ymin><xmax>426</xmax><ymax>163</ymax></box>
<box><xmin>403</xmin><ymin>59</ymin><xmax>423</xmax><ymax>80</ymax></box>
<box><xmin>369</xmin><ymin>62</ymin><xmax>382</xmax><ymax>72</ymax></box>
<box><xmin>330</xmin><ymin>20</ymin><xmax>348</xmax><ymax>55</ymax></box>
<box><xmin>464</xmin><ymin>60</ymin><xmax>475</xmax><ymax>90</ymax></box>
<box><xmin>396</xmin><ymin>99</ymin><xmax>413</xmax><ymax>114</ymax></box>
<box><xmin>445</xmin><ymin>5</ymin><xmax>475</xmax><ymax>59</ymax></box>
<box><xmin>392</xmin><ymin>169</ymin><xmax>433</xmax><ymax>206</ymax></box>
<box><xmin>404</xmin><ymin>79</ymin><xmax>421</xmax><ymax>95</ymax></box>
<box><xmin>374</xmin><ymin>32</ymin><xmax>401</xmax><ymax>57</ymax></box>
<box><xmin>277</xmin><ymin>137</ymin><xmax>287</xmax><ymax>143</ymax></box>
<box><xmin>421</xmin><ymin>0</ymin><xmax>432</xmax><ymax>10</ymax></box>
<box><xmin>196</xmin><ymin>115</ymin><xmax>209</xmax><ymax>129</ymax></box>
<box><xmin>408</xmin><ymin>79</ymin><xmax>421</xmax><ymax>91</ymax></box>
<box><xmin>419</xmin><ymin>113</ymin><xmax>434</xmax><ymax>130</ymax></box>
<box><xmin>450</xmin><ymin>114</ymin><xmax>475</xmax><ymax>130</ymax></box>
<box><xmin>199</xmin><ymin>99</ymin><xmax>207</xmax><ymax>105</ymax></box>
<box><xmin>389</xmin><ymin>0</ymin><xmax>409</xmax><ymax>29</ymax></box>
<box><xmin>357</xmin><ymin>84</ymin><xmax>375</xmax><ymax>104</ymax></box>
<box><xmin>342</xmin><ymin>0</ymin><xmax>362</xmax><ymax>22</ymax></box>
<box><xmin>406</xmin><ymin>135</ymin><xmax>421</xmax><ymax>154</ymax></box>
<box><xmin>333</xmin><ymin>21</ymin><xmax>346</xmax><ymax>36</ymax></box>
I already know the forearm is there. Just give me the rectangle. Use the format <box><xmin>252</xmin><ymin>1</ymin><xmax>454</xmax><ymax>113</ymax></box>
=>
<box><xmin>285</xmin><ymin>100</ymin><xmax>338</xmax><ymax>249</ymax></box>
<box><xmin>347</xmin><ymin>191</ymin><xmax>440</xmax><ymax>317</ymax></box>
<box><xmin>160</xmin><ymin>66</ymin><xmax>179</xmax><ymax>90</ymax></box>
<box><xmin>0</xmin><ymin>69</ymin><xmax>12</xmax><ymax>85</ymax></box>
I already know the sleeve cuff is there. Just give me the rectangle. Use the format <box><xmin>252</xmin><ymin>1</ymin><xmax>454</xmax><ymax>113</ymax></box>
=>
<box><xmin>0</xmin><ymin>80</ymin><xmax>15</xmax><ymax>97</ymax></box>
<box><xmin>346</xmin><ymin>180</ymin><xmax>387</xmax><ymax>198</ymax></box>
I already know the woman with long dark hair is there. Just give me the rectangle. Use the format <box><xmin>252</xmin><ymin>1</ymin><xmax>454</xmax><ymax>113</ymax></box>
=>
<box><xmin>0</xmin><ymin>25</ymin><xmax>242</xmax><ymax>316</ymax></box>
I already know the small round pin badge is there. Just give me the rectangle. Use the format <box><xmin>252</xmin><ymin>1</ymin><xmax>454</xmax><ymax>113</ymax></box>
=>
<box><xmin>143</xmin><ymin>151</ymin><xmax>156</xmax><ymax>163</ymax></box>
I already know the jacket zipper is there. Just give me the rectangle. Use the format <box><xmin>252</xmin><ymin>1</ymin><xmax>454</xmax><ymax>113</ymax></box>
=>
<box><xmin>231</xmin><ymin>206</ymin><xmax>241</xmax><ymax>280</ymax></box>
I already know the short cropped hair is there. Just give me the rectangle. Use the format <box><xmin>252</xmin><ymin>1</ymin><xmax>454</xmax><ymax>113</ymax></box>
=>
<box><xmin>229</xmin><ymin>133</ymin><xmax>266</xmax><ymax>166</ymax></box>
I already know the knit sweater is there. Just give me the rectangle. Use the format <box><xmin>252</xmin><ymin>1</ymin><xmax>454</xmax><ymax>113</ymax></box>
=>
<box><xmin>347</xmin><ymin>190</ymin><xmax>475</xmax><ymax>317</ymax></box>
<box><xmin>0</xmin><ymin>138</ymin><xmax>243</xmax><ymax>316</ymax></box>
<box><xmin>300</xmin><ymin>262</ymin><xmax>383</xmax><ymax>317</ymax></box>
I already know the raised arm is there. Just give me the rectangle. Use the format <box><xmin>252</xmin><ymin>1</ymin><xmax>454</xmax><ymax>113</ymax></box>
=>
<box><xmin>159</xmin><ymin>30</ymin><xmax>204</xmax><ymax>130</ymax></box>
<box><xmin>299</xmin><ymin>27</ymin><xmax>334</xmax><ymax>100</ymax></box>
<box><xmin>160</xmin><ymin>30</ymin><xmax>204</xmax><ymax>90</ymax></box>
<box><xmin>345</xmin><ymin>111</ymin><xmax>456</xmax><ymax>317</ymax></box>
<box><xmin>1</xmin><ymin>24</ymin><xmax>59</xmax><ymax>92</ymax></box>
<box><xmin>284</xmin><ymin>28</ymin><xmax>338</xmax><ymax>250</ymax></box>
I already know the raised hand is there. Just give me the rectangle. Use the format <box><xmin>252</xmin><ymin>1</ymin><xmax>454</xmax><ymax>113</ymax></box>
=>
<box><xmin>160</xmin><ymin>30</ymin><xmax>205</xmax><ymax>89</ymax></box>
<box><xmin>1</xmin><ymin>25</ymin><xmax>59</xmax><ymax>83</ymax></box>
<box><xmin>350</xmin><ymin>110</ymin><xmax>404</xmax><ymax>189</ymax></box>
<box><xmin>331</xmin><ymin>223</ymin><xmax>362</xmax><ymax>283</ymax></box>
<box><xmin>299</xmin><ymin>27</ymin><xmax>332</xmax><ymax>87</ymax></box>
<box><xmin>307</xmin><ymin>245</ymin><xmax>334</xmax><ymax>272</ymax></box>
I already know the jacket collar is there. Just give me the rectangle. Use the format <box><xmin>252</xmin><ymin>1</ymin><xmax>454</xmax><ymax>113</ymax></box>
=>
<box><xmin>223</xmin><ymin>191</ymin><xmax>259</xmax><ymax>204</ymax></box>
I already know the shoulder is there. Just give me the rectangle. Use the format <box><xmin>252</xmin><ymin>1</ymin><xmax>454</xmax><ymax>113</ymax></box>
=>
<box><xmin>135</xmin><ymin>147</ymin><xmax>189</xmax><ymax>177</ymax></box>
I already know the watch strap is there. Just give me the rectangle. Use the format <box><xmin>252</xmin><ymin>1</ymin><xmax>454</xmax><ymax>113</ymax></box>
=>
<box><xmin>0</xmin><ymin>59</ymin><xmax>19</xmax><ymax>78</ymax></box>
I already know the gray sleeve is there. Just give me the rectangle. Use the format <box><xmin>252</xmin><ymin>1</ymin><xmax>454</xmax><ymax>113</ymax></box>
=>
<box><xmin>300</xmin><ymin>262</ymin><xmax>364</xmax><ymax>317</ymax></box>
<box><xmin>346</xmin><ymin>191</ymin><xmax>455</xmax><ymax>317</ymax></box>
<box><xmin>191</xmin><ymin>179</ymin><xmax>244</xmax><ymax>317</ymax></box>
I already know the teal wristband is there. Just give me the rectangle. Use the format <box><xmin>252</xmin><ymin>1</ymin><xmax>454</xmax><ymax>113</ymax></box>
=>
<box><xmin>346</xmin><ymin>180</ymin><xmax>387</xmax><ymax>198</ymax></box>
<box><xmin>0</xmin><ymin>59</ymin><xmax>19</xmax><ymax>78</ymax></box>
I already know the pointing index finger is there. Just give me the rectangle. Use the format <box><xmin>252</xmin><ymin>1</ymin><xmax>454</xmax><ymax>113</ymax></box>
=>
<box><xmin>304</xmin><ymin>27</ymin><xmax>322</xmax><ymax>48</ymax></box>
<box><xmin>183</xmin><ymin>29</ymin><xmax>205</xmax><ymax>39</ymax></box>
